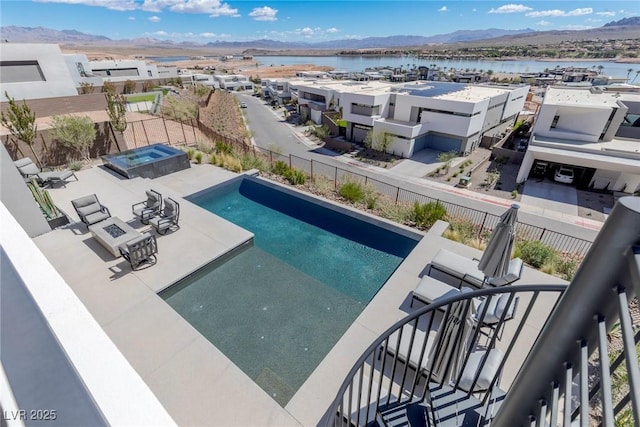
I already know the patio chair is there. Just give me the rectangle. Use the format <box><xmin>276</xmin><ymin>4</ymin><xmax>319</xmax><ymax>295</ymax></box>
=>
<box><xmin>472</xmin><ymin>294</ymin><xmax>520</xmax><ymax>340</ymax></box>
<box><xmin>132</xmin><ymin>189</ymin><xmax>162</xmax><ymax>225</ymax></box>
<box><xmin>71</xmin><ymin>194</ymin><xmax>111</xmax><ymax>227</ymax></box>
<box><xmin>429</xmin><ymin>249</ymin><xmax>524</xmax><ymax>288</ymax></box>
<box><xmin>118</xmin><ymin>233</ymin><xmax>158</xmax><ymax>270</ymax></box>
<box><xmin>148</xmin><ymin>197</ymin><xmax>180</xmax><ymax>235</ymax></box>
<box><xmin>411</xmin><ymin>275</ymin><xmax>473</xmax><ymax>308</ymax></box>
<box><xmin>14</xmin><ymin>157</ymin><xmax>77</xmax><ymax>188</ymax></box>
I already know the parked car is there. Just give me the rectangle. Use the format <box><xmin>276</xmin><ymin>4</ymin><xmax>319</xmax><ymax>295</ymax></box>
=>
<box><xmin>240</xmin><ymin>102</ymin><xmax>248</xmax><ymax>108</ymax></box>
<box><xmin>554</xmin><ymin>166</ymin><xmax>575</xmax><ymax>184</ymax></box>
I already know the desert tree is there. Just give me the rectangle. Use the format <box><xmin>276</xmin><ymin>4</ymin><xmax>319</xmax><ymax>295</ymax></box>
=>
<box><xmin>79</xmin><ymin>82</ymin><xmax>95</xmax><ymax>94</ymax></box>
<box><xmin>364</xmin><ymin>130</ymin><xmax>394</xmax><ymax>154</ymax></box>
<box><xmin>437</xmin><ymin>150</ymin><xmax>458</xmax><ymax>174</ymax></box>
<box><xmin>50</xmin><ymin>115</ymin><xmax>96</xmax><ymax>162</ymax></box>
<box><xmin>123</xmin><ymin>79</ymin><xmax>136</xmax><ymax>94</ymax></box>
<box><xmin>0</xmin><ymin>91</ymin><xmax>40</xmax><ymax>164</ymax></box>
<box><xmin>106</xmin><ymin>91</ymin><xmax>128</xmax><ymax>133</ymax></box>
<box><xmin>101</xmin><ymin>80</ymin><xmax>116</xmax><ymax>94</ymax></box>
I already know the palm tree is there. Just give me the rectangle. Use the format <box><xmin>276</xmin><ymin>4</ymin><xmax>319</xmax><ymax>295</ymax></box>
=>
<box><xmin>597</xmin><ymin>65</ymin><xmax>604</xmax><ymax>75</ymax></box>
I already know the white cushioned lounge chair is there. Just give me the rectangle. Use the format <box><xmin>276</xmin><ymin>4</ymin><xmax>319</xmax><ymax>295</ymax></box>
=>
<box><xmin>429</xmin><ymin>249</ymin><xmax>524</xmax><ymax>288</ymax></box>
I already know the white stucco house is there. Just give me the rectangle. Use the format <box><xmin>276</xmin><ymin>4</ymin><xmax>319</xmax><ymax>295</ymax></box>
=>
<box><xmin>294</xmin><ymin>80</ymin><xmax>529</xmax><ymax>157</ymax></box>
<box><xmin>213</xmin><ymin>74</ymin><xmax>253</xmax><ymax>91</ymax></box>
<box><xmin>0</xmin><ymin>43</ymin><xmax>79</xmax><ymax>102</ymax></box>
<box><xmin>516</xmin><ymin>86</ymin><xmax>640</xmax><ymax>193</ymax></box>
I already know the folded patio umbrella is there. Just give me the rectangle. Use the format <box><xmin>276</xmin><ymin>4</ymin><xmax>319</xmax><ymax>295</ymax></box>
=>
<box><xmin>478</xmin><ymin>204</ymin><xmax>520</xmax><ymax>285</ymax></box>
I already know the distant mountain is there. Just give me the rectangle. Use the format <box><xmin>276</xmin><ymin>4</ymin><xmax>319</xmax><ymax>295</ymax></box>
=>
<box><xmin>0</xmin><ymin>25</ymin><xmax>110</xmax><ymax>42</ymax></box>
<box><xmin>0</xmin><ymin>25</ymin><xmax>532</xmax><ymax>50</ymax></box>
<box><xmin>603</xmin><ymin>16</ymin><xmax>640</xmax><ymax>27</ymax></box>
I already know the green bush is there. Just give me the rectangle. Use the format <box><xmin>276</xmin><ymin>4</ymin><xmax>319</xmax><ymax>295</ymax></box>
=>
<box><xmin>363</xmin><ymin>186</ymin><xmax>379</xmax><ymax>209</ymax></box>
<box><xmin>194</xmin><ymin>152</ymin><xmax>203</xmax><ymax>164</ymax></box>
<box><xmin>411</xmin><ymin>201</ymin><xmax>447</xmax><ymax>229</ymax></box>
<box><xmin>555</xmin><ymin>256</ymin><xmax>579</xmax><ymax>281</ymax></box>
<box><xmin>215</xmin><ymin>141</ymin><xmax>234</xmax><ymax>154</ymax></box>
<box><xmin>517</xmin><ymin>240</ymin><xmax>557</xmax><ymax>269</ymax></box>
<box><xmin>68</xmin><ymin>161</ymin><xmax>83</xmax><ymax>171</ymax></box>
<box><xmin>271</xmin><ymin>160</ymin><xmax>306</xmax><ymax>185</ymax></box>
<box><xmin>272</xmin><ymin>160</ymin><xmax>289</xmax><ymax>176</ymax></box>
<box><xmin>240</xmin><ymin>154</ymin><xmax>268</xmax><ymax>171</ymax></box>
<box><xmin>338</xmin><ymin>180</ymin><xmax>365</xmax><ymax>203</ymax></box>
<box><xmin>186</xmin><ymin>148</ymin><xmax>195</xmax><ymax>160</ymax></box>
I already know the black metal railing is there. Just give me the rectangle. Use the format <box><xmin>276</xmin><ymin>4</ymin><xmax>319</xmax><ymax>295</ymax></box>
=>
<box><xmin>323</xmin><ymin>285</ymin><xmax>567</xmax><ymax>427</ymax></box>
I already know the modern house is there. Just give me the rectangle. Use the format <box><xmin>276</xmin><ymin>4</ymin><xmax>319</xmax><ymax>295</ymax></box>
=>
<box><xmin>516</xmin><ymin>86</ymin><xmax>640</xmax><ymax>193</ymax></box>
<box><xmin>212</xmin><ymin>74</ymin><xmax>254</xmax><ymax>92</ymax></box>
<box><xmin>294</xmin><ymin>79</ymin><xmax>529</xmax><ymax>157</ymax></box>
<box><xmin>0</xmin><ymin>43</ymin><xmax>79</xmax><ymax>102</ymax></box>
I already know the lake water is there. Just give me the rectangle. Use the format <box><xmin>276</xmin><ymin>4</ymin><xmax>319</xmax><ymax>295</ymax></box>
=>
<box><xmin>151</xmin><ymin>54</ymin><xmax>637</xmax><ymax>80</ymax></box>
<box><xmin>254</xmin><ymin>55</ymin><xmax>636</xmax><ymax>80</ymax></box>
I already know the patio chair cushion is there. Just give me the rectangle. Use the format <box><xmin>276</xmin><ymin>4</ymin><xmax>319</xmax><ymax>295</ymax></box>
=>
<box><xmin>72</xmin><ymin>194</ymin><xmax>111</xmax><ymax>226</ymax></box>
<box><xmin>14</xmin><ymin>158</ymin><xmax>41</xmax><ymax>176</ymax></box>
<box><xmin>487</xmin><ymin>258</ymin><xmax>524</xmax><ymax>287</ymax></box>
<box><xmin>474</xmin><ymin>294</ymin><xmax>517</xmax><ymax>325</ymax></box>
<box><xmin>430</xmin><ymin>249</ymin><xmax>485</xmax><ymax>288</ymax></box>
<box><xmin>386</xmin><ymin>324</ymin><xmax>437</xmax><ymax>372</ymax></box>
<box><xmin>413</xmin><ymin>275</ymin><xmax>473</xmax><ymax>306</ymax></box>
<box><xmin>457</xmin><ymin>348</ymin><xmax>504</xmax><ymax>392</ymax></box>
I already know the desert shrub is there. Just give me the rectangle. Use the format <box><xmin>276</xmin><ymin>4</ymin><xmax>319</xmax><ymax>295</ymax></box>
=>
<box><xmin>555</xmin><ymin>255</ymin><xmax>580</xmax><ymax>281</ymax></box>
<box><xmin>517</xmin><ymin>240</ymin><xmax>557</xmax><ymax>269</ymax></box>
<box><xmin>363</xmin><ymin>185</ymin><xmax>379</xmax><ymax>209</ymax></box>
<box><xmin>215</xmin><ymin>141</ymin><xmax>234</xmax><ymax>154</ymax></box>
<box><xmin>411</xmin><ymin>201</ymin><xmax>447</xmax><ymax>229</ymax></box>
<box><xmin>540</xmin><ymin>262</ymin><xmax>556</xmax><ymax>275</ymax></box>
<box><xmin>443</xmin><ymin>219</ymin><xmax>477</xmax><ymax>243</ymax></box>
<box><xmin>194</xmin><ymin>152</ymin><xmax>203</xmax><ymax>164</ymax></box>
<box><xmin>377</xmin><ymin>198</ymin><xmax>413</xmax><ymax>224</ymax></box>
<box><xmin>312</xmin><ymin>175</ymin><xmax>335</xmax><ymax>196</ymax></box>
<box><xmin>339</xmin><ymin>180</ymin><xmax>365</xmax><ymax>203</ymax></box>
<box><xmin>240</xmin><ymin>154</ymin><xmax>268</xmax><ymax>171</ymax></box>
<box><xmin>210</xmin><ymin>152</ymin><xmax>242</xmax><ymax>172</ymax></box>
<box><xmin>68</xmin><ymin>161</ymin><xmax>83</xmax><ymax>171</ymax></box>
<box><xmin>196</xmin><ymin>141</ymin><xmax>215</xmax><ymax>154</ymax></box>
<box><xmin>186</xmin><ymin>148</ymin><xmax>195</xmax><ymax>160</ymax></box>
<box><xmin>272</xmin><ymin>160</ymin><xmax>289</xmax><ymax>176</ymax></box>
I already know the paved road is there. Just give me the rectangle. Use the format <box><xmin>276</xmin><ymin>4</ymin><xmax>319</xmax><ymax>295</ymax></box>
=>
<box><xmin>234</xmin><ymin>92</ymin><xmax>601</xmax><ymax>242</ymax></box>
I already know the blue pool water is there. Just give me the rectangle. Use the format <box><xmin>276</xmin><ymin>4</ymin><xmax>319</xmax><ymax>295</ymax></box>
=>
<box><xmin>161</xmin><ymin>177</ymin><xmax>419</xmax><ymax>405</ymax></box>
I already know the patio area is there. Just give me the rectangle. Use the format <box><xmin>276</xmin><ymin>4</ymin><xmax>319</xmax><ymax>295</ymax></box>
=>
<box><xmin>31</xmin><ymin>163</ymin><xmax>567</xmax><ymax>425</ymax></box>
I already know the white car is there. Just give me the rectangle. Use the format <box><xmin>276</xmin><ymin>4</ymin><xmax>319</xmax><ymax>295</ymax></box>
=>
<box><xmin>554</xmin><ymin>166</ymin><xmax>574</xmax><ymax>184</ymax></box>
<box><xmin>240</xmin><ymin>102</ymin><xmax>248</xmax><ymax>108</ymax></box>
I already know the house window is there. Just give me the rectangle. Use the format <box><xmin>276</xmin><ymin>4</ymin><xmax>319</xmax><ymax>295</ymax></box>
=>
<box><xmin>551</xmin><ymin>115</ymin><xmax>560</xmax><ymax>128</ymax></box>
<box><xmin>0</xmin><ymin>60</ymin><xmax>45</xmax><ymax>83</ymax></box>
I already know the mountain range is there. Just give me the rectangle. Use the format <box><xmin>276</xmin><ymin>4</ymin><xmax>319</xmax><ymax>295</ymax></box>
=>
<box><xmin>1</xmin><ymin>16</ymin><xmax>638</xmax><ymax>51</ymax></box>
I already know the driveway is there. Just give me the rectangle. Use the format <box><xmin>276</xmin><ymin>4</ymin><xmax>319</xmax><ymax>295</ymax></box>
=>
<box><xmin>521</xmin><ymin>178</ymin><xmax>578</xmax><ymax>216</ymax></box>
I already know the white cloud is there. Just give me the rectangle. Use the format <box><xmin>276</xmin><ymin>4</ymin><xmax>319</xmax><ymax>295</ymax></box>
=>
<box><xmin>561</xmin><ymin>25</ymin><xmax>593</xmax><ymax>30</ymax></box>
<box><xmin>586</xmin><ymin>18</ymin><xmax>602</xmax><ymax>23</ymax></box>
<box><xmin>488</xmin><ymin>4</ymin><xmax>533</xmax><ymax>14</ymax></box>
<box><xmin>128</xmin><ymin>16</ymin><xmax>136</xmax><ymax>20</ymax></box>
<box><xmin>596</xmin><ymin>11</ymin><xmax>616</xmax><ymax>17</ymax></box>
<box><xmin>326</xmin><ymin>28</ymin><xmax>339</xmax><ymax>33</ymax></box>
<box><xmin>34</xmin><ymin>0</ymin><xmax>138</xmax><ymax>11</ymax></box>
<box><xmin>438</xmin><ymin>6</ymin><xmax>447</xmax><ymax>12</ymax></box>
<box><xmin>145</xmin><ymin>30</ymin><xmax>230</xmax><ymax>39</ymax></box>
<box><xmin>265</xmin><ymin>27</ymin><xmax>344</xmax><ymax>41</ymax></box>
<box><xmin>526</xmin><ymin>8</ymin><xmax>592</xmax><ymax>18</ymax></box>
<box><xmin>148</xmin><ymin>15</ymin><xmax>161</xmax><ymax>22</ymax></box>
<box><xmin>472</xmin><ymin>8</ymin><xmax>477</xmax><ymax>12</ymax></box>
<box><xmin>35</xmin><ymin>0</ymin><xmax>239</xmax><ymax>17</ymax></box>
<box><xmin>249</xmin><ymin>6</ymin><xmax>278</xmax><ymax>21</ymax></box>
<box><xmin>536</xmin><ymin>20</ymin><xmax>551</xmax><ymax>26</ymax></box>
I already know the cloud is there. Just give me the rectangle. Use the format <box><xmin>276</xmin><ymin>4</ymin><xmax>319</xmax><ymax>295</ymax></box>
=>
<box><xmin>264</xmin><ymin>27</ymin><xmax>344</xmax><ymax>41</ymax></box>
<box><xmin>472</xmin><ymin>8</ymin><xmax>477</xmax><ymax>12</ymax></box>
<box><xmin>561</xmin><ymin>25</ymin><xmax>593</xmax><ymax>30</ymax></box>
<box><xmin>34</xmin><ymin>0</ymin><xmax>138</xmax><ymax>11</ymax></box>
<box><xmin>438</xmin><ymin>6</ymin><xmax>447</xmax><ymax>12</ymax></box>
<box><xmin>488</xmin><ymin>4</ymin><xmax>533</xmax><ymax>14</ymax></box>
<box><xmin>148</xmin><ymin>15</ymin><xmax>161</xmax><ymax>22</ymax></box>
<box><xmin>145</xmin><ymin>30</ymin><xmax>230</xmax><ymax>39</ymax></box>
<box><xmin>536</xmin><ymin>20</ymin><xmax>551</xmax><ymax>26</ymax></box>
<box><xmin>585</xmin><ymin>18</ymin><xmax>602</xmax><ymax>23</ymax></box>
<box><xmin>128</xmin><ymin>16</ymin><xmax>136</xmax><ymax>20</ymax></box>
<box><xmin>596</xmin><ymin>11</ymin><xmax>616</xmax><ymax>17</ymax></box>
<box><xmin>326</xmin><ymin>28</ymin><xmax>339</xmax><ymax>33</ymax></box>
<box><xmin>526</xmin><ymin>8</ymin><xmax>592</xmax><ymax>18</ymax></box>
<box><xmin>35</xmin><ymin>0</ymin><xmax>239</xmax><ymax>17</ymax></box>
<box><xmin>249</xmin><ymin>6</ymin><xmax>278</xmax><ymax>21</ymax></box>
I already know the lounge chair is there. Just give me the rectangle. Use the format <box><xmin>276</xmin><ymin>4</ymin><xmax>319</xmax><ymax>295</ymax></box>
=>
<box><xmin>455</xmin><ymin>348</ymin><xmax>504</xmax><ymax>393</ymax></box>
<box><xmin>71</xmin><ymin>194</ymin><xmax>111</xmax><ymax>227</ymax></box>
<box><xmin>429</xmin><ymin>249</ymin><xmax>524</xmax><ymax>288</ymax></box>
<box><xmin>149</xmin><ymin>197</ymin><xmax>180</xmax><ymax>235</ymax></box>
<box><xmin>118</xmin><ymin>233</ymin><xmax>158</xmax><ymax>270</ymax></box>
<box><xmin>472</xmin><ymin>294</ymin><xmax>519</xmax><ymax>339</ymax></box>
<box><xmin>132</xmin><ymin>189</ymin><xmax>162</xmax><ymax>224</ymax></box>
<box><xmin>14</xmin><ymin>157</ymin><xmax>77</xmax><ymax>187</ymax></box>
<box><xmin>411</xmin><ymin>275</ymin><xmax>473</xmax><ymax>308</ymax></box>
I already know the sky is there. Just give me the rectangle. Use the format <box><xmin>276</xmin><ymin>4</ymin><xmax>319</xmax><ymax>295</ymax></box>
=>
<box><xmin>1</xmin><ymin>0</ymin><xmax>639</xmax><ymax>43</ymax></box>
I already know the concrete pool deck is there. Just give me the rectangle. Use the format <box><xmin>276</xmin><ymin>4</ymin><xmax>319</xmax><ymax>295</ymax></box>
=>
<box><xmin>33</xmin><ymin>163</ymin><xmax>566</xmax><ymax>425</ymax></box>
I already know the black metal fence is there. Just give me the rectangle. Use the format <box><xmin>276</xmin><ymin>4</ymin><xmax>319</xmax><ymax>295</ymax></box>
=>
<box><xmin>127</xmin><ymin>116</ymin><xmax>594</xmax><ymax>259</ymax></box>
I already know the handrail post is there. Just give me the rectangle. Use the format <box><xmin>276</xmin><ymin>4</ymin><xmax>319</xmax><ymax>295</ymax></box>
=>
<box><xmin>492</xmin><ymin>197</ymin><xmax>640</xmax><ymax>426</ymax></box>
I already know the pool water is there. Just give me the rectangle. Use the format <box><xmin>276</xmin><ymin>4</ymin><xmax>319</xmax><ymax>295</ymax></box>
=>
<box><xmin>162</xmin><ymin>177</ymin><xmax>419</xmax><ymax>405</ymax></box>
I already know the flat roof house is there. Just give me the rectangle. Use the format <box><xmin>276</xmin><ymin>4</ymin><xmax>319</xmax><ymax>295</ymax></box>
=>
<box><xmin>516</xmin><ymin>86</ymin><xmax>640</xmax><ymax>193</ymax></box>
<box><xmin>0</xmin><ymin>43</ymin><xmax>79</xmax><ymax>102</ymax></box>
<box><xmin>294</xmin><ymin>80</ymin><xmax>528</xmax><ymax>158</ymax></box>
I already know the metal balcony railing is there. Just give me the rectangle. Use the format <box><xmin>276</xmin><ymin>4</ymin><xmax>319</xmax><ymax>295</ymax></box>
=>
<box><xmin>325</xmin><ymin>196</ymin><xmax>639</xmax><ymax>427</ymax></box>
<box><xmin>323</xmin><ymin>285</ymin><xmax>567</xmax><ymax>427</ymax></box>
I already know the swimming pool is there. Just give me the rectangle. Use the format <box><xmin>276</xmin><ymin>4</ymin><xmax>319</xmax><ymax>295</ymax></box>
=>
<box><xmin>161</xmin><ymin>176</ymin><xmax>420</xmax><ymax>405</ymax></box>
<box><xmin>101</xmin><ymin>143</ymin><xmax>190</xmax><ymax>179</ymax></box>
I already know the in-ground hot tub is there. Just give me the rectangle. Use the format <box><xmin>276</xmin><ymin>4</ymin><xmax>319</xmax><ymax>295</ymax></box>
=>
<box><xmin>101</xmin><ymin>143</ymin><xmax>190</xmax><ymax>179</ymax></box>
